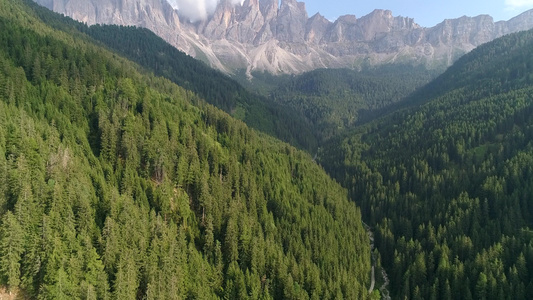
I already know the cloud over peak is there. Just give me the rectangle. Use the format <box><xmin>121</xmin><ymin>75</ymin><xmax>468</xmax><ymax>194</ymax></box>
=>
<box><xmin>505</xmin><ymin>0</ymin><xmax>533</xmax><ymax>10</ymax></box>
<box><xmin>167</xmin><ymin>0</ymin><xmax>244</xmax><ymax>22</ymax></box>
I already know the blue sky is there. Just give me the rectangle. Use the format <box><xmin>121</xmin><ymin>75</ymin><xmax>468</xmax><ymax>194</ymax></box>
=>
<box><xmin>303</xmin><ymin>0</ymin><xmax>533</xmax><ymax>27</ymax></box>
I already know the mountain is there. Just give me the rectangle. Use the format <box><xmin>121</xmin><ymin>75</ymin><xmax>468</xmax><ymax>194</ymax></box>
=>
<box><xmin>320</xmin><ymin>28</ymin><xmax>533</xmax><ymax>299</ymax></box>
<box><xmin>28</xmin><ymin>4</ymin><xmax>321</xmax><ymax>151</ymax></box>
<box><xmin>33</xmin><ymin>0</ymin><xmax>533</xmax><ymax>75</ymax></box>
<box><xmin>0</xmin><ymin>0</ymin><xmax>371</xmax><ymax>298</ymax></box>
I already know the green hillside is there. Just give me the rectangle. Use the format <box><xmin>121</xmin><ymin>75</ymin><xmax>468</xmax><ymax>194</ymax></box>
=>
<box><xmin>321</xmin><ymin>29</ymin><xmax>533</xmax><ymax>299</ymax></box>
<box><xmin>394</xmin><ymin>27</ymin><xmax>533</xmax><ymax>112</ymax></box>
<box><xmin>0</xmin><ymin>0</ymin><xmax>371</xmax><ymax>299</ymax></box>
<box><xmin>82</xmin><ymin>25</ymin><xmax>319</xmax><ymax>152</ymax></box>
<box><xmin>26</xmin><ymin>1</ymin><xmax>318</xmax><ymax>152</ymax></box>
<box><xmin>269</xmin><ymin>66</ymin><xmax>438</xmax><ymax>141</ymax></box>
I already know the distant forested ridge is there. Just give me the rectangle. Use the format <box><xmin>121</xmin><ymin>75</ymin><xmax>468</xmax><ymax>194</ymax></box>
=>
<box><xmin>268</xmin><ymin>65</ymin><xmax>438</xmax><ymax>142</ymax></box>
<box><xmin>0</xmin><ymin>0</ymin><xmax>371</xmax><ymax>298</ymax></box>
<box><xmin>321</xmin><ymin>29</ymin><xmax>533</xmax><ymax>299</ymax></box>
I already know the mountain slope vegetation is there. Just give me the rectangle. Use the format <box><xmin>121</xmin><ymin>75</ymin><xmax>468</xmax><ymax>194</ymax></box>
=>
<box><xmin>0</xmin><ymin>0</ymin><xmax>371</xmax><ymax>299</ymax></box>
<box><xmin>81</xmin><ymin>24</ymin><xmax>319</xmax><ymax>152</ymax></box>
<box><xmin>269</xmin><ymin>66</ymin><xmax>438</xmax><ymax>141</ymax></box>
<box><xmin>321</xmin><ymin>29</ymin><xmax>533</xmax><ymax>299</ymax></box>
<box><xmin>27</xmin><ymin>1</ymin><xmax>319</xmax><ymax>152</ymax></box>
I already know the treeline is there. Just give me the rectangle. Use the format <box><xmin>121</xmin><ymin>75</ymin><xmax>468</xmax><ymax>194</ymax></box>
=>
<box><xmin>321</xmin><ymin>29</ymin><xmax>533</xmax><ymax>299</ymax></box>
<box><xmin>0</xmin><ymin>0</ymin><xmax>371</xmax><ymax>299</ymax></box>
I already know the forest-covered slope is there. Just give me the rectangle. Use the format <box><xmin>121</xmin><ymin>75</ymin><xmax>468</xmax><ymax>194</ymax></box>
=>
<box><xmin>394</xmin><ymin>27</ymin><xmax>533</xmax><ymax>112</ymax></box>
<box><xmin>321</xmin><ymin>29</ymin><xmax>533</xmax><ymax>299</ymax></box>
<box><xmin>268</xmin><ymin>66</ymin><xmax>438</xmax><ymax>142</ymax></box>
<box><xmin>26</xmin><ymin>1</ymin><xmax>319</xmax><ymax>152</ymax></box>
<box><xmin>0</xmin><ymin>0</ymin><xmax>371</xmax><ymax>298</ymax></box>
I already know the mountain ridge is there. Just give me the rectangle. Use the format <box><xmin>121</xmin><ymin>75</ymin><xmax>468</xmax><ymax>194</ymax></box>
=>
<box><xmin>33</xmin><ymin>0</ymin><xmax>533</xmax><ymax>75</ymax></box>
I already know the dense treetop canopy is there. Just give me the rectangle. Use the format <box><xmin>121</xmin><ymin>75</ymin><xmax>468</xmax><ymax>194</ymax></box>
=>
<box><xmin>0</xmin><ymin>0</ymin><xmax>371</xmax><ymax>298</ymax></box>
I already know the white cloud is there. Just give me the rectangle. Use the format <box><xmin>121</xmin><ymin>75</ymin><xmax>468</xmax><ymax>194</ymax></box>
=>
<box><xmin>167</xmin><ymin>0</ymin><xmax>245</xmax><ymax>22</ymax></box>
<box><xmin>505</xmin><ymin>0</ymin><xmax>533</xmax><ymax>9</ymax></box>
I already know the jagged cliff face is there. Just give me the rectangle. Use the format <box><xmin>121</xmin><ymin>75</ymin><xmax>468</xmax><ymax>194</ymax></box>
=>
<box><xmin>33</xmin><ymin>0</ymin><xmax>533</xmax><ymax>75</ymax></box>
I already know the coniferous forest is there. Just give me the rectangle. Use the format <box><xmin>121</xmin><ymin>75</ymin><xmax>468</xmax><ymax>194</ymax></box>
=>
<box><xmin>2</xmin><ymin>0</ymin><xmax>533</xmax><ymax>299</ymax></box>
<box><xmin>322</xmin><ymin>29</ymin><xmax>533</xmax><ymax>299</ymax></box>
<box><xmin>0</xmin><ymin>0</ymin><xmax>370</xmax><ymax>298</ymax></box>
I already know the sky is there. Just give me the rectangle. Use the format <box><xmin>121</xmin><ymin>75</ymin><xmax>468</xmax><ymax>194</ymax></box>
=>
<box><xmin>304</xmin><ymin>0</ymin><xmax>533</xmax><ymax>27</ymax></box>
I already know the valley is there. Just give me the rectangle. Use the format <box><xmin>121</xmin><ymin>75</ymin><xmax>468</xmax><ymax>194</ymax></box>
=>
<box><xmin>0</xmin><ymin>0</ymin><xmax>533</xmax><ymax>299</ymax></box>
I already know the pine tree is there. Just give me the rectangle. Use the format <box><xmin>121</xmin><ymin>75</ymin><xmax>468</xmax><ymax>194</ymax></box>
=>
<box><xmin>113</xmin><ymin>249</ymin><xmax>138</xmax><ymax>300</ymax></box>
<box><xmin>0</xmin><ymin>211</ymin><xmax>24</xmax><ymax>292</ymax></box>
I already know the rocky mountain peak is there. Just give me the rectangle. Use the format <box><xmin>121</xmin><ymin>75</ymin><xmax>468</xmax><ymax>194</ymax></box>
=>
<box><xmin>356</xmin><ymin>9</ymin><xmax>417</xmax><ymax>40</ymax></box>
<box><xmin>503</xmin><ymin>9</ymin><xmax>533</xmax><ymax>32</ymax></box>
<box><xmin>280</xmin><ymin>0</ymin><xmax>305</xmax><ymax>10</ymax></box>
<box><xmin>305</xmin><ymin>13</ymin><xmax>331</xmax><ymax>43</ymax></box>
<box><xmin>243</xmin><ymin>0</ymin><xmax>260</xmax><ymax>9</ymax></box>
<box><xmin>33</xmin><ymin>0</ymin><xmax>533</xmax><ymax>75</ymax></box>
<box><xmin>201</xmin><ymin>0</ymin><xmax>236</xmax><ymax>39</ymax></box>
<box><xmin>277</xmin><ymin>0</ymin><xmax>308</xmax><ymax>43</ymax></box>
<box><xmin>259</xmin><ymin>0</ymin><xmax>278</xmax><ymax>19</ymax></box>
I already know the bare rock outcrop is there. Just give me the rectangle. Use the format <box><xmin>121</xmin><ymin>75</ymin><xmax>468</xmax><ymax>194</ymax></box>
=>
<box><xmin>33</xmin><ymin>0</ymin><xmax>533</xmax><ymax>75</ymax></box>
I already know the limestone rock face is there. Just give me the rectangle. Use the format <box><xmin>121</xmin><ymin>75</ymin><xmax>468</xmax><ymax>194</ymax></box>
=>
<box><xmin>33</xmin><ymin>0</ymin><xmax>533</xmax><ymax>75</ymax></box>
<box><xmin>38</xmin><ymin>0</ymin><xmax>180</xmax><ymax>29</ymax></box>
<box><xmin>276</xmin><ymin>0</ymin><xmax>308</xmax><ymax>43</ymax></box>
<box><xmin>305</xmin><ymin>13</ymin><xmax>329</xmax><ymax>44</ymax></box>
